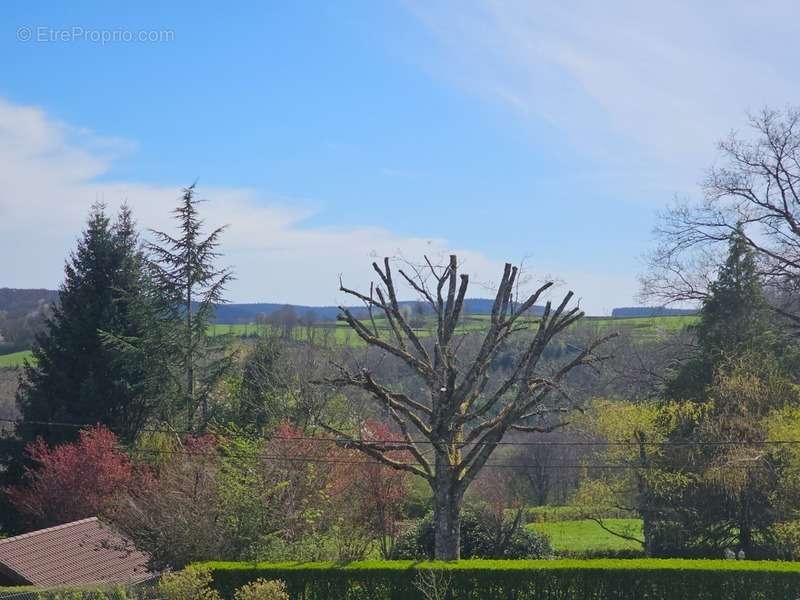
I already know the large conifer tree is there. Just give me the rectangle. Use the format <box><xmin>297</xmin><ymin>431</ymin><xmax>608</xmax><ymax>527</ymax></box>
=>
<box><xmin>667</xmin><ymin>229</ymin><xmax>781</xmax><ymax>400</ymax></box>
<box><xmin>17</xmin><ymin>204</ymin><xmax>158</xmax><ymax>444</ymax></box>
<box><xmin>147</xmin><ymin>184</ymin><xmax>234</xmax><ymax>430</ymax></box>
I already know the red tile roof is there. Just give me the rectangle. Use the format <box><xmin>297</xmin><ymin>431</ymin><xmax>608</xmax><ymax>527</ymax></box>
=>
<box><xmin>0</xmin><ymin>518</ymin><xmax>154</xmax><ymax>587</ymax></box>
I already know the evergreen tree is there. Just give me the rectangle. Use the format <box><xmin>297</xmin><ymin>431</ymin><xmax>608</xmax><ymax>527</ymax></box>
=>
<box><xmin>667</xmin><ymin>229</ymin><xmax>780</xmax><ymax>400</ymax></box>
<box><xmin>695</xmin><ymin>230</ymin><xmax>772</xmax><ymax>359</ymax></box>
<box><xmin>147</xmin><ymin>184</ymin><xmax>234</xmax><ymax>430</ymax></box>
<box><xmin>17</xmin><ymin>204</ymin><xmax>159</xmax><ymax>444</ymax></box>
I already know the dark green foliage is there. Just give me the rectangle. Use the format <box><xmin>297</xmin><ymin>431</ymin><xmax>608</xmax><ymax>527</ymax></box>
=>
<box><xmin>696</xmin><ymin>232</ymin><xmax>770</xmax><ymax>356</ymax></box>
<box><xmin>201</xmin><ymin>559</ymin><xmax>800</xmax><ymax>600</ymax></box>
<box><xmin>653</xmin><ymin>230</ymin><xmax>800</xmax><ymax>557</ymax></box>
<box><xmin>391</xmin><ymin>511</ymin><xmax>552</xmax><ymax>559</ymax></box>
<box><xmin>16</xmin><ymin>204</ymin><xmax>160</xmax><ymax>445</ymax></box>
<box><xmin>226</xmin><ymin>335</ymin><xmax>290</xmax><ymax>429</ymax></box>
<box><xmin>147</xmin><ymin>185</ymin><xmax>234</xmax><ymax>430</ymax></box>
<box><xmin>667</xmin><ymin>229</ymin><xmax>794</xmax><ymax>400</ymax></box>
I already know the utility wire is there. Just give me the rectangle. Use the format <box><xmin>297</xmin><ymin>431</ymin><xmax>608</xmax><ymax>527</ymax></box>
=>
<box><xmin>0</xmin><ymin>437</ymin><xmax>786</xmax><ymax>472</ymax></box>
<box><xmin>2</xmin><ymin>418</ymin><xmax>799</xmax><ymax>448</ymax></box>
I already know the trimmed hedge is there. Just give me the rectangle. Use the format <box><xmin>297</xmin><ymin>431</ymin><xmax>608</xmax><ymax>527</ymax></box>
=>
<box><xmin>0</xmin><ymin>586</ymin><xmax>136</xmax><ymax>600</ymax></box>
<box><xmin>198</xmin><ymin>559</ymin><xmax>800</xmax><ymax>600</ymax></box>
<box><xmin>0</xmin><ymin>579</ymin><xmax>158</xmax><ymax>600</ymax></box>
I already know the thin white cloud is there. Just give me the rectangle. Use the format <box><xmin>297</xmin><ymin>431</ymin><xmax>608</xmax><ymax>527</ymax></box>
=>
<box><xmin>407</xmin><ymin>0</ymin><xmax>800</xmax><ymax>192</ymax></box>
<box><xmin>0</xmin><ymin>96</ymin><xmax>636</xmax><ymax>313</ymax></box>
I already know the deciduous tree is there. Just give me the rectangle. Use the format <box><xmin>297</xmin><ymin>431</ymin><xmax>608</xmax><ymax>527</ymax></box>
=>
<box><xmin>318</xmin><ymin>255</ymin><xmax>611</xmax><ymax>559</ymax></box>
<box><xmin>642</xmin><ymin>106</ymin><xmax>800</xmax><ymax>329</ymax></box>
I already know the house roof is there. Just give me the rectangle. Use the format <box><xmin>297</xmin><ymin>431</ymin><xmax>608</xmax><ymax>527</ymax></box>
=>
<box><xmin>0</xmin><ymin>518</ymin><xmax>154</xmax><ymax>587</ymax></box>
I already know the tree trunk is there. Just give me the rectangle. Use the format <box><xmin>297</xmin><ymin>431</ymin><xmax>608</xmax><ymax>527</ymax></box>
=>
<box><xmin>739</xmin><ymin>493</ymin><xmax>753</xmax><ymax>556</ymax></box>
<box><xmin>636</xmin><ymin>432</ymin><xmax>654</xmax><ymax>556</ymax></box>
<box><xmin>186</xmin><ymin>281</ymin><xmax>195</xmax><ymax>428</ymax></box>
<box><xmin>433</xmin><ymin>456</ymin><xmax>462</xmax><ymax>560</ymax></box>
<box><xmin>642</xmin><ymin>510</ymin><xmax>654</xmax><ymax>557</ymax></box>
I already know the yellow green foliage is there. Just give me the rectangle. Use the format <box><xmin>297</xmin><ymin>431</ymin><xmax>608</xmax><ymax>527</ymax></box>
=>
<box><xmin>233</xmin><ymin>579</ymin><xmax>289</xmax><ymax>600</ymax></box>
<box><xmin>158</xmin><ymin>568</ymin><xmax>221</xmax><ymax>600</ymax></box>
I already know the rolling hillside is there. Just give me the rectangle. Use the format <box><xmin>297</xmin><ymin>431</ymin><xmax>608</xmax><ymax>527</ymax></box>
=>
<box><xmin>0</xmin><ymin>288</ymin><xmax>698</xmax><ymax>360</ymax></box>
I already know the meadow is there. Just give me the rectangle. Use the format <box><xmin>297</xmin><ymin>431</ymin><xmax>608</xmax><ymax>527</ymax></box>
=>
<box><xmin>0</xmin><ymin>314</ymin><xmax>696</xmax><ymax>367</ymax></box>
<box><xmin>207</xmin><ymin>313</ymin><xmax>698</xmax><ymax>346</ymax></box>
<box><xmin>0</xmin><ymin>350</ymin><xmax>32</xmax><ymax>368</ymax></box>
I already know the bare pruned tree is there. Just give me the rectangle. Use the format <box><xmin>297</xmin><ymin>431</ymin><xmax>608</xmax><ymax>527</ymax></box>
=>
<box><xmin>642</xmin><ymin>107</ymin><xmax>800</xmax><ymax>325</ymax></box>
<box><xmin>316</xmin><ymin>254</ymin><xmax>612</xmax><ymax>559</ymax></box>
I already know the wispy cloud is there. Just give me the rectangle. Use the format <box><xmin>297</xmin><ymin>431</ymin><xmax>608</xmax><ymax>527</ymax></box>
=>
<box><xmin>407</xmin><ymin>0</ymin><xmax>800</xmax><ymax>191</ymax></box>
<box><xmin>0</xmin><ymin>97</ymin><xmax>501</xmax><ymax>307</ymax></box>
<box><xmin>0</xmin><ymin>96</ymin><xmax>638</xmax><ymax>313</ymax></box>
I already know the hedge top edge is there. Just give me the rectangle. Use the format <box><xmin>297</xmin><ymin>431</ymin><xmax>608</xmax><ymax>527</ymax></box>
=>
<box><xmin>196</xmin><ymin>559</ymin><xmax>800</xmax><ymax>573</ymax></box>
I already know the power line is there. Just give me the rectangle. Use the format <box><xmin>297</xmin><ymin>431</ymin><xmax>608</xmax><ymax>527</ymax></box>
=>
<box><xmin>0</xmin><ymin>419</ymin><xmax>788</xmax><ymax>471</ymax></box>
<box><xmin>0</xmin><ymin>436</ymin><xmax>786</xmax><ymax>472</ymax></box>
<box><xmin>2</xmin><ymin>417</ymin><xmax>800</xmax><ymax>448</ymax></box>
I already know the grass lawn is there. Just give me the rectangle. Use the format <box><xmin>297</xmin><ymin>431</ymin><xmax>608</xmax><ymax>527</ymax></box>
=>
<box><xmin>0</xmin><ymin>350</ymin><xmax>32</xmax><ymax>368</ymax></box>
<box><xmin>529</xmin><ymin>518</ymin><xmax>643</xmax><ymax>553</ymax></box>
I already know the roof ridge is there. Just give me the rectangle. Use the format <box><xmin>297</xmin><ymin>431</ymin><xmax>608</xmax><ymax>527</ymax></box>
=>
<box><xmin>0</xmin><ymin>517</ymin><xmax>99</xmax><ymax>546</ymax></box>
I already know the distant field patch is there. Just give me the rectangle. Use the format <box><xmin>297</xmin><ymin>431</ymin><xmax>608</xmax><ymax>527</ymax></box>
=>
<box><xmin>0</xmin><ymin>350</ymin><xmax>32</xmax><ymax>368</ymax></box>
<box><xmin>207</xmin><ymin>314</ymin><xmax>697</xmax><ymax>347</ymax></box>
<box><xmin>529</xmin><ymin>518</ymin><xmax>643</xmax><ymax>554</ymax></box>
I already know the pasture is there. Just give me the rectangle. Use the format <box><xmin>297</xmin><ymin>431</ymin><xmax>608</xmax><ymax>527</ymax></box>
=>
<box><xmin>0</xmin><ymin>350</ymin><xmax>32</xmax><ymax>368</ymax></box>
<box><xmin>207</xmin><ymin>313</ymin><xmax>698</xmax><ymax>346</ymax></box>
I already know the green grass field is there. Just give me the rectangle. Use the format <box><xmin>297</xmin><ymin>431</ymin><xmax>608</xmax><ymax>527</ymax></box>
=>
<box><xmin>0</xmin><ymin>314</ymin><xmax>697</xmax><ymax>366</ymax></box>
<box><xmin>207</xmin><ymin>314</ymin><xmax>698</xmax><ymax>347</ymax></box>
<box><xmin>0</xmin><ymin>350</ymin><xmax>32</xmax><ymax>368</ymax></box>
<box><xmin>529</xmin><ymin>518</ymin><xmax>643</xmax><ymax>553</ymax></box>
<box><xmin>207</xmin><ymin>321</ymin><xmax>371</xmax><ymax>345</ymax></box>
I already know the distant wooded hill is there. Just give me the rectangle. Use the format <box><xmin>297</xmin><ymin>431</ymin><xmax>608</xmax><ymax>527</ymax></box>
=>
<box><xmin>0</xmin><ymin>288</ymin><xmax>697</xmax><ymax>330</ymax></box>
<box><xmin>212</xmin><ymin>298</ymin><xmax>548</xmax><ymax>323</ymax></box>
<box><xmin>0</xmin><ymin>288</ymin><xmax>58</xmax><ymax>353</ymax></box>
<box><xmin>1</xmin><ymin>289</ymin><xmax>541</xmax><ymax>325</ymax></box>
<box><xmin>0</xmin><ymin>288</ymin><xmax>59</xmax><ymax>319</ymax></box>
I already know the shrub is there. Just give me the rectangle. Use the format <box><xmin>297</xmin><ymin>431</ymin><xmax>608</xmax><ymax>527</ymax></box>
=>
<box><xmin>200</xmin><ymin>559</ymin><xmax>800</xmax><ymax>600</ymax></box>
<box><xmin>5</xmin><ymin>426</ymin><xmax>135</xmax><ymax>529</ymax></box>
<box><xmin>233</xmin><ymin>579</ymin><xmax>288</xmax><ymax>600</ymax></box>
<box><xmin>159</xmin><ymin>568</ymin><xmax>221</xmax><ymax>600</ymax></box>
<box><xmin>770</xmin><ymin>521</ymin><xmax>800</xmax><ymax>560</ymax></box>
<box><xmin>391</xmin><ymin>510</ymin><xmax>551</xmax><ymax>559</ymax></box>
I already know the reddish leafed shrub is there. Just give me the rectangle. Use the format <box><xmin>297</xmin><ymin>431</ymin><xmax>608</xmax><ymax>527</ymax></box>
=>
<box><xmin>5</xmin><ymin>426</ymin><xmax>134</xmax><ymax>528</ymax></box>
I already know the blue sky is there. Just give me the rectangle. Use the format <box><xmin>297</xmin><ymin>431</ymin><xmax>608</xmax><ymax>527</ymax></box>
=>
<box><xmin>2</xmin><ymin>1</ymin><xmax>799</xmax><ymax>313</ymax></box>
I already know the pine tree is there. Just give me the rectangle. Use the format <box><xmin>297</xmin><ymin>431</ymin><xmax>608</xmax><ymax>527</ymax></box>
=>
<box><xmin>667</xmin><ymin>229</ymin><xmax>778</xmax><ymax>400</ymax></box>
<box><xmin>147</xmin><ymin>184</ymin><xmax>234</xmax><ymax>430</ymax></box>
<box><xmin>17</xmin><ymin>204</ymin><xmax>159</xmax><ymax>444</ymax></box>
<box><xmin>695</xmin><ymin>231</ymin><xmax>771</xmax><ymax>359</ymax></box>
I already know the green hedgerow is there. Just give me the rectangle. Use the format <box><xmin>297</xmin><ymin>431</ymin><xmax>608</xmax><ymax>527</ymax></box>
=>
<box><xmin>198</xmin><ymin>559</ymin><xmax>800</xmax><ymax>600</ymax></box>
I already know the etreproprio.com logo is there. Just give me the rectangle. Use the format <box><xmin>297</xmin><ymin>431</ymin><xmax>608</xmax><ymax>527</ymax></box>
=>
<box><xmin>17</xmin><ymin>26</ymin><xmax>175</xmax><ymax>44</ymax></box>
